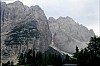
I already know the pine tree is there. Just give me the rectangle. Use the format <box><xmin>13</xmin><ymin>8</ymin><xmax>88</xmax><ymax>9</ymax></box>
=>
<box><xmin>48</xmin><ymin>53</ymin><xmax>52</xmax><ymax>65</ymax></box>
<box><xmin>57</xmin><ymin>54</ymin><xmax>62</xmax><ymax>66</ymax></box>
<box><xmin>26</xmin><ymin>49</ymin><xmax>33</xmax><ymax>64</ymax></box>
<box><xmin>18</xmin><ymin>53</ymin><xmax>25</xmax><ymax>65</ymax></box>
<box><xmin>87</xmin><ymin>36</ymin><xmax>100</xmax><ymax>64</ymax></box>
<box><xmin>73</xmin><ymin>46</ymin><xmax>79</xmax><ymax>63</ymax></box>
<box><xmin>6</xmin><ymin>61</ymin><xmax>10</xmax><ymax>66</ymax></box>
<box><xmin>35</xmin><ymin>51</ymin><xmax>43</xmax><ymax>65</ymax></box>
<box><xmin>64</xmin><ymin>54</ymin><xmax>70</xmax><ymax>64</ymax></box>
<box><xmin>11</xmin><ymin>61</ymin><xmax>14</xmax><ymax>66</ymax></box>
<box><xmin>32</xmin><ymin>50</ymin><xmax>36</xmax><ymax>65</ymax></box>
<box><xmin>73</xmin><ymin>36</ymin><xmax>100</xmax><ymax>65</ymax></box>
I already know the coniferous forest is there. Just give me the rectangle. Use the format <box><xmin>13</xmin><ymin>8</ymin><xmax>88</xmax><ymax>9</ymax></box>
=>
<box><xmin>2</xmin><ymin>36</ymin><xmax>100</xmax><ymax>66</ymax></box>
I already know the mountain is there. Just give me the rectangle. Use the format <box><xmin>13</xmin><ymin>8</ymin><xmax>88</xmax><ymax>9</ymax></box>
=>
<box><xmin>1</xmin><ymin>1</ymin><xmax>94</xmax><ymax>64</ymax></box>
<box><xmin>1</xmin><ymin>1</ymin><xmax>52</xmax><ymax>63</ymax></box>
<box><xmin>48</xmin><ymin>16</ymin><xmax>94</xmax><ymax>54</ymax></box>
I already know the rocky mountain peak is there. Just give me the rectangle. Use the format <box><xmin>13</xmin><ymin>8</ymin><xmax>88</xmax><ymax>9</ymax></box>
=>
<box><xmin>48</xmin><ymin>16</ymin><xmax>94</xmax><ymax>53</ymax></box>
<box><xmin>66</xmin><ymin>16</ymin><xmax>75</xmax><ymax>21</ymax></box>
<box><xmin>57</xmin><ymin>16</ymin><xmax>72</xmax><ymax>20</ymax></box>
<box><xmin>8</xmin><ymin>1</ymin><xmax>23</xmax><ymax>6</ymax></box>
<box><xmin>48</xmin><ymin>17</ymin><xmax>55</xmax><ymax>20</ymax></box>
<box><xmin>58</xmin><ymin>16</ymin><xmax>66</xmax><ymax>19</ymax></box>
<box><xmin>1</xmin><ymin>2</ymin><xmax>6</xmax><ymax>6</ymax></box>
<box><xmin>66</xmin><ymin>16</ymin><xmax>72</xmax><ymax>19</ymax></box>
<box><xmin>48</xmin><ymin>17</ymin><xmax>56</xmax><ymax>23</ymax></box>
<box><xmin>56</xmin><ymin>16</ymin><xmax>76</xmax><ymax>24</ymax></box>
<box><xmin>30</xmin><ymin>5</ymin><xmax>45</xmax><ymax>17</ymax></box>
<box><xmin>14</xmin><ymin>1</ymin><xmax>23</xmax><ymax>5</ymax></box>
<box><xmin>30</xmin><ymin>5</ymin><xmax>40</xmax><ymax>10</ymax></box>
<box><xmin>34</xmin><ymin>5</ymin><xmax>41</xmax><ymax>10</ymax></box>
<box><xmin>1</xmin><ymin>1</ymin><xmax>52</xmax><ymax>62</ymax></box>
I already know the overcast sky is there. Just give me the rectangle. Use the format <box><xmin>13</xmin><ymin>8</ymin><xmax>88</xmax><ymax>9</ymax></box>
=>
<box><xmin>2</xmin><ymin>0</ymin><xmax>100</xmax><ymax>36</ymax></box>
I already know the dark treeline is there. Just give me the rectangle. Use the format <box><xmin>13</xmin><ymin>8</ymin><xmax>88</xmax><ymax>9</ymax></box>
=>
<box><xmin>73</xmin><ymin>35</ymin><xmax>100</xmax><ymax>66</ymax></box>
<box><xmin>2</xmin><ymin>36</ymin><xmax>100</xmax><ymax>66</ymax></box>
<box><xmin>2</xmin><ymin>49</ymin><xmax>73</xmax><ymax>66</ymax></box>
<box><xmin>17</xmin><ymin>49</ymin><xmax>71</xmax><ymax>66</ymax></box>
<box><xmin>2</xmin><ymin>61</ymin><xmax>14</xmax><ymax>66</ymax></box>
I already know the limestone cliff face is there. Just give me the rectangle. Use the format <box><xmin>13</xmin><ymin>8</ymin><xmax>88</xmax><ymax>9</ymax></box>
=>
<box><xmin>48</xmin><ymin>16</ymin><xmax>94</xmax><ymax>54</ymax></box>
<box><xmin>1</xmin><ymin>1</ymin><xmax>52</xmax><ymax>57</ymax></box>
<box><xmin>1</xmin><ymin>1</ymin><xmax>95</xmax><ymax>63</ymax></box>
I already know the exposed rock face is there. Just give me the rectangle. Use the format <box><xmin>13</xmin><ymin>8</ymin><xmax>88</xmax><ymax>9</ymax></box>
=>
<box><xmin>1</xmin><ymin>1</ymin><xmax>95</xmax><ymax>63</ymax></box>
<box><xmin>1</xmin><ymin>1</ymin><xmax>52</xmax><ymax>58</ymax></box>
<box><xmin>48</xmin><ymin>16</ymin><xmax>94</xmax><ymax>54</ymax></box>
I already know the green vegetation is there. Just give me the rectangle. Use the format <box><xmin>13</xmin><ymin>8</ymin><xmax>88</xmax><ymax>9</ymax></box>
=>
<box><xmin>73</xmin><ymin>35</ymin><xmax>100</xmax><ymax>65</ymax></box>
<box><xmin>17</xmin><ymin>49</ymin><xmax>64</xmax><ymax>66</ymax></box>
<box><xmin>3</xmin><ymin>35</ymin><xmax>100</xmax><ymax>66</ymax></box>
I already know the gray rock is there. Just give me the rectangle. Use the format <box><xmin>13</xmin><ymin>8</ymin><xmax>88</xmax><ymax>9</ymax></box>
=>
<box><xmin>1</xmin><ymin>1</ymin><xmax>52</xmax><ymax>62</ymax></box>
<box><xmin>48</xmin><ymin>16</ymin><xmax>94</xmax><ymax>54</ymax></box>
